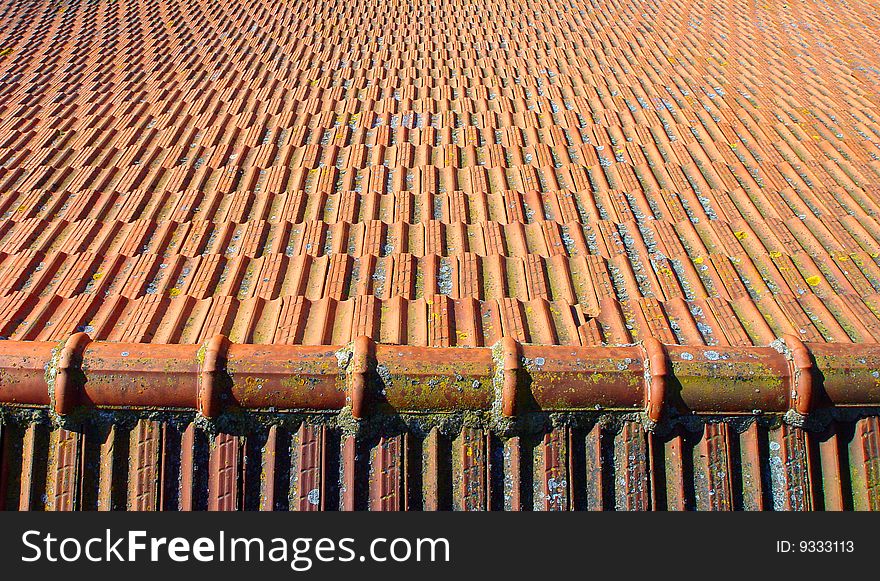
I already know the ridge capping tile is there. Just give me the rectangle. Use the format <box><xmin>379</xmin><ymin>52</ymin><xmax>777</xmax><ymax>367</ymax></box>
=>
<box><xmin>199</xmin><ymin>334</ymin><xmax>230</xmax><ymax>418</ymax></box>
<box><xmin>642</xmin><ymin>337</ymin><xmax>669</xmax><ymax>423</ymax></box>
<box><xmin>782</xmin><ymin>333</ymin><xmax>816</xmax><ymax>415</ymax></box>
<box><xmin>53</xmin><ymin>332</ymin><xmax>91</xmax><ymax>415</ymax></box>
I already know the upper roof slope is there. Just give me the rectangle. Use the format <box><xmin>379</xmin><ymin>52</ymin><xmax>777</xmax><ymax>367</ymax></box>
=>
<box><xmin>1</xmin><ymin>0</ymin><xmax>880</xmax><ymax>349</ymax></box>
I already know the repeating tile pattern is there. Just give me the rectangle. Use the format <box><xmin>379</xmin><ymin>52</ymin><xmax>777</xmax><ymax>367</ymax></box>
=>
<box><xmin>2</xmin><ymin>0</ymin><xmax>880</xmax><ymax>347</ymax></box>
<box><xmin>3</xmin><ymin>417</ymin><xmax>879</xmax><ymax>511</ymax></box>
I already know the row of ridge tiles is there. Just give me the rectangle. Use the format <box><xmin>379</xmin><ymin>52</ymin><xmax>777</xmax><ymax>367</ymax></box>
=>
<box><xmin>2</xmin><ymin>0</ymin><xmax>880</xmax><ymax>347</ymax></box>
<box><xmin>2</xmin><ymin>334</ymin><xmax>880</xmax><ymax>419</ymax></box>
<box><xmin>0</xmin><ymin>417</ymin><xmax>878</xmax><ymax>510</ymax></box>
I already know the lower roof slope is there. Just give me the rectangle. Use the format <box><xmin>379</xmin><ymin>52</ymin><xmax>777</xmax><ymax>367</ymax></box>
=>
<box><xmin>1</xmin><ymin>0</ymin><xmax>880</xmax><ymax>509</ymax></box>
<box><xmin>2</xmin><ymin>415</ymin><xmax>879</xmax><ymax>511</ymax></box>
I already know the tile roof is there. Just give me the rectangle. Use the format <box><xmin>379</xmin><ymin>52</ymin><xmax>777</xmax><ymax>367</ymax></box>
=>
<box><xmin>0</xmin><ymin>0</ymin><xmax>880</xmax><ymax>509</ymax></box>
<box><xmin>2</xmin><ymin>415</ymin><xmax>879</xmax><ymax>511</ymax></box>
<box><xmin>1</xmin><ymin>0</ymin><xmax>880</xmax><ymax>349</ymax></box>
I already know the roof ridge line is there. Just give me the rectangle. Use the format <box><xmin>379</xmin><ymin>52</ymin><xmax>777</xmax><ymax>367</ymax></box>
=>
<box><xmin>0</xmin><ymin>335</ymin><xmax>877</xmax><ymax>422</ymax></box>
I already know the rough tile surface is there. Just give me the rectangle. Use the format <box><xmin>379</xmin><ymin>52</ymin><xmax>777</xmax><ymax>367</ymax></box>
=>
<box><xmin>1</xmin><ymin>0</ymin><xmax>880</xmax><ymax>510</ymax></box>
<box><xmin>2</xmin><ymin>0</ymin><xmax>880</xmax><ymax>347</ymax></box>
